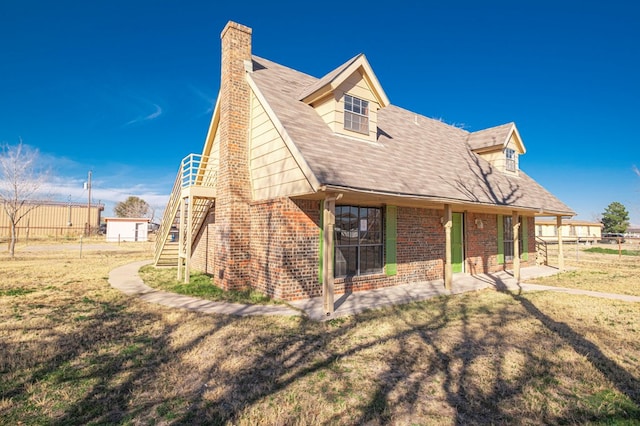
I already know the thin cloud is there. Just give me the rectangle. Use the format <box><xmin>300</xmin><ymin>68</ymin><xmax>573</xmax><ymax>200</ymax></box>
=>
<box><xmin>189</xmin><ymin>84</ymin><xmax>216</xmax><ymax>117</ymax></box>
<box><xmin>44</xmin><ymin>177</ymin><xmax>169</xmax><ymax>218</ymax></box>
<box><xmin>125</xmin><ymin>103</ymin><xmax>163</xmax><ymax>126</ymax></box>
<box><xmin>36</xmin><ymin>158</ymin><xmax>171</xmax><ymax>219</ymax></box>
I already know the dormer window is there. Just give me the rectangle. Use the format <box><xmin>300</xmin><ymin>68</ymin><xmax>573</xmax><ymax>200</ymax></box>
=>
<box><xmin>505</xmin><ymin>148</ymin><xmax>516</xmax><ymax>172</ymax></box>
<box><xmin>344</xmin><ymin>94</ymin><xmax>369</xmax><ymax>134</ymax></box>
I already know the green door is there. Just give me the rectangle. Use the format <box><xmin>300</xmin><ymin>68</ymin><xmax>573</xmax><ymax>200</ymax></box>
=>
<box><xmin>452</xmin><ymin>213</ymin><xmax>464</xmax><ymax>273</ymax></box>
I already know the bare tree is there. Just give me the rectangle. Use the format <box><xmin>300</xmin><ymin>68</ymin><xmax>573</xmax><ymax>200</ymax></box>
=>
<box><xmin>114</xmin><ymin>196</ymin><xmax>150</xmax><ymax>218</ymax></box>
<box><xmin>0</xmin><ymin>141</ymin><xmax>50</xmax><ymax>257</ymax></box>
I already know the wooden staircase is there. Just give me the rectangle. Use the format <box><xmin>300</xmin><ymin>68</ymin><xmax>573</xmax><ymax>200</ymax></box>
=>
<box><xmin>153</xmin><ymin>154</ymin><xmax>216</xmax><ymax>279</ymax></box>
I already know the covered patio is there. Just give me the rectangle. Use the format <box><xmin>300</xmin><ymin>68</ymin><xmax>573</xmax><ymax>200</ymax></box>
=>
<box><xmin>292</xmin><ymin>265</ymin><xmax>563</xmax><ymax>321</ymax></box>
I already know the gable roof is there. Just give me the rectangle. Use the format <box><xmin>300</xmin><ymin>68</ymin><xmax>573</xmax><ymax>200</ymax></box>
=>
<box><xmin>298</xmin><ymin>54</ymin><xmax>389</xmax><ymax>107</ymax></box>
<box><xmin>468</xmin><ymin>122</ymin><xmax>526</xmax><ymax>154</ymax></box>
<box><xmin>248</xmin><ymin>55</ymin><xmax>573</xmax><ymax>216</ymax></box>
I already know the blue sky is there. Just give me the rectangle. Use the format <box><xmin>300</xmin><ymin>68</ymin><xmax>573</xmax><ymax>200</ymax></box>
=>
<box><xmin>1</xmin><ymin>0</ymin><xmax>639</xmax><ymax>224</ymax></box>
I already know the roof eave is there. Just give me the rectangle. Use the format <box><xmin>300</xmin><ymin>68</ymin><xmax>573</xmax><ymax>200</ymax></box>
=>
<box><xmin>318</xmin><ymin>184</ymin><xmax>574</xmax><ymax>216</ymax></box>
<box><xmin>299</xmin><ymin>54</ymin><xmax>390</xmax><ymax>107</ymax></box>
<box><xmin>200</xmin><ymin>93</ymin><xmax>221</xmax><ymax>158</ymax></box>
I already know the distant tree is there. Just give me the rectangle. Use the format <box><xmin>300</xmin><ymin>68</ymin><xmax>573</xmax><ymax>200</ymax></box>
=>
<box><xmin>0</xmin><ymin>142</ymin><xmax>50</xmax><ymax>257</ymax></box>
<box><xmin>114</xmin><ymin>196</ymin><xmax>150</xmax><ymax>218</ymax></box>
<box><xmin>601</xmin><ymin>201</ymin><xmax>629</xmax><ymax>234</ymax></box>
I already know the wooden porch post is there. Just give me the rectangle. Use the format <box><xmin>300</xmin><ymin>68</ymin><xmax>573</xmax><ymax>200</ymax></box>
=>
<box><xmin>444</xmin><ymin>204</ymin><xmax>453</xmax><ymax>290</ymax></box>
<box><xmin>556</xmin><ymin>216</ymin><xmax>565</xmax><ymax>270</ymax></box>
<box><xmin>185</xmin><ymin>194</ymin><xmax>193</xmax><ymax>284</ymax></box>
<box><xmin>322</xmin><ymin>196</ymin><xmax>336</xmax><ymax>315</ymax></box>
<box><xmin>512</xmin><ymin>211</ymin><xmax>521</xmax><ymax>283</ymax></box>
<box><xmin>177</xmin><ymin>197</ymin><xmax>186</xmax><ymax>281</ymax></box>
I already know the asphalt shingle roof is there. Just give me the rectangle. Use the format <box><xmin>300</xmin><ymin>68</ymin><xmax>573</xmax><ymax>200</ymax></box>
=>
<box><xmin>467</xmin><ymin>122</ymin><xmax>515</xmax><ymax>151</ymax></box>
<box><xmin>249</xmin><ymin>55</ymin><xmax>574</xmax><ymax>215</ymax></box>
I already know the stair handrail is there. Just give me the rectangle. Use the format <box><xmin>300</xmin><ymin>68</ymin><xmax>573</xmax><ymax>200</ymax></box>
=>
<box><xmin>535</xmin><ymin>236</ymin><xmax>548</xmax><ymax>266</ymax></box>
<box><xmin>154</xmin><ymin>153</ymin><xmax>217</xmax><ymax>266</ymax></box>
<box><xmin>154</xmin><ymin>168</ymin><xmax>183</xmax><ymax>265</ymax></box>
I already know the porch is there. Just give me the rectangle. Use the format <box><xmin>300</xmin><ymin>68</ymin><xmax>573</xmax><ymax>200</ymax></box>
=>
<box><xmin>290</xmin><ymin>265</ymin><xmax>562</xmax><ymax>321</ymax></box>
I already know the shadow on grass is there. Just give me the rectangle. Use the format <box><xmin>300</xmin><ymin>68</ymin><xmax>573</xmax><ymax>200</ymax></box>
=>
<box><xmin>3</xmin><ymin>287</ymin><xmax>639</xmax><ymax>424</ymax></box>
<box><xmin>495</xmin><ymin>280</ymin><xmax>640</xmax><ymax>407</ymax></box>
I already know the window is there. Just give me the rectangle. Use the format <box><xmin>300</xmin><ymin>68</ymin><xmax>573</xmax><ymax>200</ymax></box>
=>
<box><xmin>334</xmin><ymin>206</ymin><xmax>382</xmax><ymax>277</ymax></box>
<box><xmin>505</xmin><ymin>148</ymin><xmax>516</xmax><ymax>172</ymax></box>
<box><xmin>503</xmin><ymin>216</ymin><xmax>527</xmax><ymax>261</ymax></box>
<box><xmin>344</xmin><ymin>94</ymin><xmax>369</xmax><ymax>134</ymax></box>
<box><xmin>503</xmin><ymin>216</ymin><xmax>514</xmax><ymax>261</ymax></box>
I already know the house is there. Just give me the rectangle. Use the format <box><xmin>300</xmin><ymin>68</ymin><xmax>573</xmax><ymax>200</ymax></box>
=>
<box><xmin>0</xmin><ymin>200</ymin><xmax>104</xmax><ymax>239</ymax></box>
<box><xmin>535</xmin><ymin>218</ymin><xmax>602</xmax><ymax>243</ymax></box>
<box><xmin>153</xmin><ymin>21</ymin><xmax>574</xmax><ymax>313</ymax></box>
<box><xmin>104</xmin><ymin>217</ymin><xmax>150</xmax><ymax>242</ymax></box>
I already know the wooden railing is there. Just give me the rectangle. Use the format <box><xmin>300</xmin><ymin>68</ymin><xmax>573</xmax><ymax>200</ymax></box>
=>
<box><xmin>153</xmin><ymin>154</ymin><xmax>216</xmax><ymax>267</ymax></box>
<box><xmin>535</xmin><ymin>236</ymin><xmax>548</xmax><ymax>266</ymax></box>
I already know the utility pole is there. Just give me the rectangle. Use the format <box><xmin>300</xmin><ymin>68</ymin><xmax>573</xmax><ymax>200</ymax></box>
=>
<box><xmin>86</xmin><ymin>171</ymin><xmax>92</xmax><ymax>236</ymax></box>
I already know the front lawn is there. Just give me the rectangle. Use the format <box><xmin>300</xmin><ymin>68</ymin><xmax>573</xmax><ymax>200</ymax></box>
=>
<box><xmin>1</xmin><ymin>241</ymin><xmax>639</xmax><ymax>424</ymax></box>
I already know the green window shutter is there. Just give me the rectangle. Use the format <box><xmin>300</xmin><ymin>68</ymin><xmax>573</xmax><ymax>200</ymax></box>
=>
<box><xmin>385</xmin><ymin>205</ymin><xmax>397</xmax><ymax>276</ymax></box>
<box><xmin>497</xmin><ymin>214</ymin><xmax>504</xmax><ymax>264</ymax></box>
<box><xmin>521</xmin><ymin>216</ymin><xmax>529</xmax><ymax>261</ymax></box>
<box><xmin>318</xmin><ymin>200</ymin><xmax>324</xmax><ymax>284</ymax></box>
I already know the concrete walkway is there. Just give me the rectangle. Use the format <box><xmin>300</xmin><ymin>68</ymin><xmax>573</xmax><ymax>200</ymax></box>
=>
<box><xmin>108</xmin><ymin>260</ymin><xmax>302</xmax><ymax>317</ymax></box>
<box><xmin>109</xmin><ymin>261</ymin><xmax>640</xmax><ymax>321</ymax></box>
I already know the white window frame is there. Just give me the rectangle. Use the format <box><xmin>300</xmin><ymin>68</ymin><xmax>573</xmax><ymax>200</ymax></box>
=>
<box><xmin>505</xmin><ymin>148</ymin><xmax>516</xmax><ymax>172</ymax></box>
<box><xmin>344</xmin><ymin>94</ymin><xmax>369</xmax><ymax>134</ymax></box>
<box><xmin>503</xmin><ymin>216</ymin><xmax>514</xmax><ymax>261</ymax></box>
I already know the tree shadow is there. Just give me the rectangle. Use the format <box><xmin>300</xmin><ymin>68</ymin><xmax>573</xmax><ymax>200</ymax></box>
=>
<box><xmin>4</xmin><ymin>268</ymin><xmax>639</xmax><ymax>424</ymax></box>
<box><xmin>446</xmin><ymin>149</ymin><xmax>523</xmax><ymax>206</ymax></box>
<box><xmin>348</xmin><ymin>296</ymin><xmax>544</xmax><ymax>424</ymax></box>
<box><xmin>503</xmin><ymin>286</ymin><xmax>640</xmax><ymax>407</ymax></box>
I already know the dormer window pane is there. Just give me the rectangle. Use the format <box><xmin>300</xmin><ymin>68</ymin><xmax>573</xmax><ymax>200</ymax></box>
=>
<box><xmin>505</xmin><ymin>148</ymin><xmax>516</xmax><ymax>171</ymax></box>
<box><xmin>344</xmin><ymin>94</ymin><xmax>369</xmax><ymax>134</ymax></box>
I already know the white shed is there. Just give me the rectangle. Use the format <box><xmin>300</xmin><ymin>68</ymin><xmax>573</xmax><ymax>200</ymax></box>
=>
<box><xmin>104</xmin><ymin>217</ymin><xmax>150</xmax><ymax>242</ymax></box>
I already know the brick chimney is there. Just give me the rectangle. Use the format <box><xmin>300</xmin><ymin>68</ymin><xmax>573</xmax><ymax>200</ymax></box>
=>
<box><xmin>215</xmin><ymin>21</ymin><xmax>253</xmax><ymax>290</ymax></box>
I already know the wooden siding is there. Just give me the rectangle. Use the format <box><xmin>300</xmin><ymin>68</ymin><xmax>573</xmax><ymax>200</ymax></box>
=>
<box><xmin>334</xmin><ymin>71</ymin><xmax>379</xmax><ymax>141</ymax></box>
<box><xmin>308</xmin><ymin>70</ymin><xmax>381</xmax><ymax>142</ymax></box>
<box><xmin>311</xmin><ymin>94</ymin><xmax>338</xmax><ymax>133</ymax></box>
<box><xmin>203</xmin><ymin>129</ymin><xmax>220</xmax><ymax>185</ymax></box>
<box><xmin>249</xmin><ymin>92</ymin><xmax>313</xmax><ymax>200</ymax></box>
<box><xmin>477</xmin><ymin>135</ymin><xmax>520</xmax><ymax>174</ymax></box>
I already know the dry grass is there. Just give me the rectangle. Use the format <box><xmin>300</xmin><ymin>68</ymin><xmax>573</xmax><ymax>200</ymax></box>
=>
<box><xmin>533</xmin><ymin>242</ymin><xmax>640</xmax><ymax>296</ymax></box>
<box><xmin>1</xmin><ymin>240</ymin><xmax>639</xmax><ymax>425</ymax></box>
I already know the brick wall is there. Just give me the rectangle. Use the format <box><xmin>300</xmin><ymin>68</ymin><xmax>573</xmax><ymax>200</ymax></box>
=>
<box><xmin>192</xmin><ymin>200</ymin><xmax>536</xmax><ymax>300</ymax></box>
<box><xmin>249</xmin><ymin>198</ymin><xmax>321</xmax><ymax>300</ymax></box>
<box><xmin>191</xmin><ymin>207</ymin><xmax>216</xmax><ymax>275</ymax></box>
<box><xmin>335</xmin><ymin>207</ymin><xmax>445</xmax><ymax>295</ymax></box>
<box><xmin>465</xmin><ymin>212</ymin><xmax>499</xmax><ymax>274</ymax></box>
<box><xmin>465</xmin><ymin>212</ymin><xmax>536</xmax><ymax>274</ymax></box>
